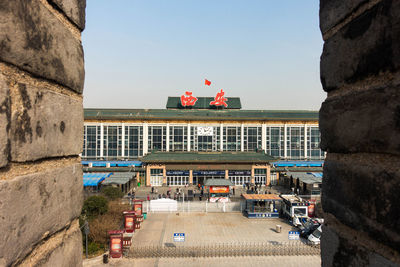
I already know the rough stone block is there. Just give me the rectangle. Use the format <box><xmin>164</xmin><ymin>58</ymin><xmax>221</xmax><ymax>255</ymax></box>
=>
<box><xmin>320</xmin><ymin>0</ymin><xmax>400</xmax><ymax>92</ymax></box>
<box><xmin>0</xmin><ymin>74</ymin><xmax>10</xmax><ymax>168</ymax></box>
<box><xmin>10</xmin><ymin>82</ymin><xmax>83</xmax><ymax>162</ymax></box>
<box><xmin>0</xmin><ymin>0</ymin><xmax>85</xmax><ymax>93</ymax></box>
<box><xmin>320</xmin><ymin>0</ymin><xmax>369</xmax><ymax>34</ymax></box>
<box><xmin>18</xmin><ymin>220</ymin><xmax>83</xmax><ymax>267</ymax></box>
<box><xmin>321</xmin><ymin>224</ymin><xmax>398</xmax><ymax>267</ymax></box>
<box><xmin>319</xmin><ymin>84</ymin><xmax>400</xmax><ymax>155</ymax></box>
<box><xmin>49</xmin><ymin>0</ymin><xmax>86</xmax><ymax>30</ymax></box>
<box><xmin>0</xmin><ymin>162</ymin><xmax>83</xmax><ymax>266</ymax></box>
<box><xmin>322</xmin><ymin>154</ymin><xmax>400</xmax><ymax>251</ymax></box>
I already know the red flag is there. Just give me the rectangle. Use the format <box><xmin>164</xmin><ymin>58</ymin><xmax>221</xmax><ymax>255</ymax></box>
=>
<box><xmin>205</xmin><ymin>79</ymin><xmax>211</xmax><ymax>86</ymax></box>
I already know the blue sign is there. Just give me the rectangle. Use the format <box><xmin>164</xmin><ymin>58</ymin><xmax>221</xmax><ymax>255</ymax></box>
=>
<box><xmin>173</xmin><ymin>233</ymin><xmax>185</xmax><ymax>242</ymax></box>
<box><xmin>166</xmin><ymin>170</ymin><xmax>190</xmax><ymax>176</ymax></box>
<box><xmin>288</xmin><ymin>231</ymin><xmax>300</xmax><ymax>240</ymax></box>
<box><xmin>228</xmin><ymin>170</ymin><xmax>251</xmax><ymax>176</ymax></box>
<box><xmin>193</xmin><ymin>170</ymin><xmax>225</xmax><ymax>176</ymax></box>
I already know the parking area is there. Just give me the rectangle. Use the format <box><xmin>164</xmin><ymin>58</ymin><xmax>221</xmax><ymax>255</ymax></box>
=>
<box><xmin>131</xmin><ymin>212</ymin><xmax>300</xmax><ymax>246</ymax></box>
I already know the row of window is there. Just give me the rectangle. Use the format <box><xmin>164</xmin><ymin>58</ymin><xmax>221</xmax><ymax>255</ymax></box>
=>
<box><xmin>82</xmin><ymin>124</ymin><xmax>324</xmax><ymax>159</ymax></box>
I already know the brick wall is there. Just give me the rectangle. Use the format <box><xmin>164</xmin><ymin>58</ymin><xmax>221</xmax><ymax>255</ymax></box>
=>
<box><xmin>0</xmin><ymin>0</ymin><xmax>85</xmax><ymax>266</ymax></box>
<box><xmin>320</xmin><ymin>0</ymin><xmax>400</xmax><ymax>266</ymax></box>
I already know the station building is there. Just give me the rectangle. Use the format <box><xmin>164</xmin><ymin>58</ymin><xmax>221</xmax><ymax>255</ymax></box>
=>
<box><xmin>83</xmin><ymin>95</ymin><xmax>323</xmax><ymax>187</ymax></box>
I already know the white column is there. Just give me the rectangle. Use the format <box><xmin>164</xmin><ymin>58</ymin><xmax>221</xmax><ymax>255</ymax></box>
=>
<box><xmin>284</xmin><ymin>124</ymin><xmax>287</xmax><ymax>159</ymax></box>
<box><xmin>187</xmin><ymin>123</ymin><xmax>191</xmax><ymax>151</ymax></box>
<box><xmin>220</xmin><ymin>123</ymin><xmax>223</xmax><ymax>151</ymax></box>
<box><xmin>304</xmin><ymin>124</ymin><xmax>308</xmax><ymax>160</ymax></box>
<box><xmin>143</xmin><ymin>123</ymin><xmax>148</xmax><ymax>155</ymax></box>
<box><xmin>100</xmin><ymin>123</ymin><xmax>104</xmax><ymax>158</ymax></box>
<box><xmin>166</xmin><ymin>123</ymin><xmax>170</xmax><ymax>152</ymax></box>
<box><xmin>241</xmin><ymin>123</ymin><xmax>244</xmax><ymax>152</ymax></box>
<box><xmin>121</xmin><ymin>123</ymin><xmax>125</xmax><ymax>158</ymax></box>
<box><xmin>261</xmin><ymin>124</ymin><xmax>266</xmax><ymax>152</ymax></box>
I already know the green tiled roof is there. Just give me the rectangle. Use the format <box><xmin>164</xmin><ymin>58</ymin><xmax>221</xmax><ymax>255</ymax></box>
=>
<box><xmin>84</xmin><ymin>109</ymin><xmax>319</xmax><ymax>122</ymax></box>
<box><xmin>166</xmin><ymin>97</ymin><xmax>241</xmax><ymax>109</ymax></box>
<box><xmin>141</xmin><ymin>151</ymin><xmax>276</xmax><ymax>163</ymax></box>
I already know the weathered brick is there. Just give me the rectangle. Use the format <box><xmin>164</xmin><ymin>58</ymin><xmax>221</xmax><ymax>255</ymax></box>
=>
<box><xmin>0</xmin><ymin>74</ymin><xmax>10</xmax><ymax>168</ymax></box>
<box><xmin>49</xmin><ymin>0</ymin><xmax>86</xmax><ymax>30</ymax></box>
<box><xmin>0</xmin><ymin>162</ymin><xmax>83</xmax><ymax>267</ymax></box>
<box><xmin>320</xmin><ymin>84</ymin><xmax>400</xmax><ymax>155</ymax></box>
<box><xmin>19</xmin><ymin>220</ymin><xmax>82</xmax><ymax>267</ymax></box>
<box><xmin>322</xmin><ymin>154</ymin><xmax>400</xmax><ymax>251</ymax></box>
<box><xmin>321</xmin><ymin>224</ymin><xmax>398</xmax><ymax>267</ymax></box>
<box><xmin>320</xmin><ymin>0</ymin><xmax>400</xmax><ymax>92</ymax></box>
<box><xmin>0</xmin><ymin>0</ymin><xmax>85</xmax><ymax>93</ymax></box>
<box><xmin>10</xmin><ymin>82</ymin><xmax>83</xmax><ymax>162</ymax></box>
<box><xmin>320</xmin><ymin>0</ymin><xmax>369</xmax><ymax>34</ymax></box>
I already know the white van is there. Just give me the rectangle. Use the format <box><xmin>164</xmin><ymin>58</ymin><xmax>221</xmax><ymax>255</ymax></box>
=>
<box><xmin>308</xmin><ymin>225</ymin><xmax>322</xmax><ymax>244</ymax></box>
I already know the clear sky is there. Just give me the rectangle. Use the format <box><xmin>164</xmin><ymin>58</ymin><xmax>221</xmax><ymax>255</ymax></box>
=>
<box><xmin>83</xmin><ymin>0</ymin><xmax>325</xmax><ymax>110</ymax></box>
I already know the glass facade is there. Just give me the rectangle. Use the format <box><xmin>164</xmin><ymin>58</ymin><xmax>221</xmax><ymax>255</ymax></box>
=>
<box><xmin>125</xmin><ymin>125</ymin><xmax>143</xmax><ymax>158</ymax></box>
<box><xmin>286</xmin><ymin>126</ymin><xmax>304</xmax><ymax>159</ymax></box>
<box><xmin>223</xmin><ymin>126</ymin><xmax>241</xmax><ymax>151</ymax></box>
<box><xmin>190</xmin><ymin>126</ymin><xmax>220</xmax><ymax>151</ymax></box>
<box><xmin>148</xmin><ymin>126</ymin><xmax>167</xmax><ymax>152</ymax></box>
<box><xmin>243</xmin><ymin>126</ymin><xmax>262</xmax><ymax>151</ymax></box>
<box><xmin>169</xmin><ymin>126</ymin><xmax>188</xmax><ymax>151</ymax></box>
<box><xmin>83</xmin><ymin>125</ymin><xmax>101</xmax><ymax>158</ymax></box>
<box><xmin>103</xmin><ymin>125</ymin><xmax>123</xmax><ymax>158</ymax></box>
<box><xmin>82</xmin><ymin>123</ymin><xmax>324</xmax><ymax>160</ymax></box>
<box><xmin>307</xmin><ymin>126</ymin><xmax>323</xmax><ymax>159</ymax></box>
<box><xmin>266</xmin><ymin>126</ymin><xmax>284</xmax><ymax>158</ymax></box>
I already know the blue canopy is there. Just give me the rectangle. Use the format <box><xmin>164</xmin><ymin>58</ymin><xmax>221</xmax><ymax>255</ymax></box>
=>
<box><xmin>83</xmin><ymin>173</ymin><xmax>112</xmax><ymax>187</ymax></box>
<box><xmin>81</xmin><ymin>161</ymin><xmax>142</xmax><ymax>167</ymax></box>
<box><xmin>273</xmin><ymin>160</ymin><xmax>324</xmax><ymax>168</ymax></box>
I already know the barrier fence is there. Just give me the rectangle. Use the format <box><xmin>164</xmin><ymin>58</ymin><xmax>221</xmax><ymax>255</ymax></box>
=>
<box><xmin>142</xmin><ymin>201</ymin><xmax>243</xmax><ymax>213</ymax></box>
<box><xmin>129</xmin><ymin>241</ymin><xmax>320</xmax><ymax>258</ymax></box>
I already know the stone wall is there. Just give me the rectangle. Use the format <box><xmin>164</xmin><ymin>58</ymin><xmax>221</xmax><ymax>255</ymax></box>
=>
<box><xmin>319</xmin><ymin>0</ymin><xmax>400</xmax><ymax>266</ymax></box>
<box><xmin>0</xmin><ymin>0</ymin><xmax>85</xmax><ymax>266</ymax></box>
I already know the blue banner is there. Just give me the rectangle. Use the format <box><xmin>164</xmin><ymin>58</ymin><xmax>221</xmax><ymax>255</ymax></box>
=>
<box><xmin>193</xmin><ymin>170</ymin><xmax>225</xmax><ymax>176</ymax></box>
<box><xmin>166</xmin><ymin>170</ymin><xmax>189</xmax><ymax>176</ymax></box>
<box><xmin>228</xmin><ymin>170</ymin><xmax>251</xmax><ymax>176</ymax></box>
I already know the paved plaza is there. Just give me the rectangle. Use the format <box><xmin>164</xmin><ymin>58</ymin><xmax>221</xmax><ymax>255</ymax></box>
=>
<box><xmin>132</xmin><ymin>212</ymin><xmax>299</xmax><ymax>246</ymax></box>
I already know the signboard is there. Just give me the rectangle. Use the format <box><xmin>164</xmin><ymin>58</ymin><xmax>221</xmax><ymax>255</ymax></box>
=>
<box><xmin>209</xmin><ymin>186</ymin><xmax>229</xmax><ymax>193</ymax></box>
<box><xmin>288</xmin><ymin>231</ymin><xmax>300</xmax><ymax>240</ymax></box>
<box><xmin>228</xmin><ymin>170</ymin><xmax>251</xmax><ymax>176</ymax></box>
<box><xmin>166</xmin><ymin>170</ymin><xmax>190</xmax><ymax>176</ymax></box>
<box><xmin>173</xmin><ymin>233</ymin><xmax>185</xmax><ymax>242</ymax></box>
<box><xmin>197</xmin><ymin>126</ymin><xmax>213</xmax><ymax>136</ymax></box>
<box><xmin>193</xmin><ymin>170</ymin><xmax>225</xmax><ymax>176</ymax></box>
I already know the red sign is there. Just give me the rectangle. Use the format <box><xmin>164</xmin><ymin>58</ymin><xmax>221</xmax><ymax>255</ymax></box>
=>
<box><xmin>210</xmin><ymin>186</ymin><xmax>229</xmax><ymax>193</ymax></box>
<box><xmin>180</xmin><ymin>91</ymin><xmax>198</xmax><ymax>107</ymax></box>
<box><xmin>210</xmin><ymin>89</ymin><xmax>228</xmax><ymax>107</ymax></box>
<box><xmin>108</xmin><ymin>231</ymin><xmax>124</xmax><ymax>258</ymax></box>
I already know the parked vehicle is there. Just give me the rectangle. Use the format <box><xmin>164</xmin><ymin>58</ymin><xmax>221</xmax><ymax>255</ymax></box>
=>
<box><xmin>279</xmin><ymin>194</ymin><xmax>309</xmax><ymax>226</ymax></box>
<box><xmin>308</xmin><ymin>225</ymin><xmax>322</xmax><ymax>244</ymax></box>
<box><xmin>299</xmin><ymin>218</ymin><xmax>320</xmax><ymax>238</ymax></box>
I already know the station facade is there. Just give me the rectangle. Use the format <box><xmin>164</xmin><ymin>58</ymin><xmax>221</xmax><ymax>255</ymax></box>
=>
<box><xmin>83</xmin><ymin>95</ymin><xmax>323</xmax><ymax>187</ymax></box>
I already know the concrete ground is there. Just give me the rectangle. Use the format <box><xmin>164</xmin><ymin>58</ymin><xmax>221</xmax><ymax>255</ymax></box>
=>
<box><xmin>132</xmin><ymin>213</ymin><xmax>299</xmax><ymax>246</ymax></box>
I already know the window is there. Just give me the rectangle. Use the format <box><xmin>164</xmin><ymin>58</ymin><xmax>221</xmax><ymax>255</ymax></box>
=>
<box><xmin>190</xmin><ymin>126</ymin><xmax>220</xmax><ymax>151</ymax></box>
<box><xmin>307</xmin><ymin>126</ymin><xmax>324</xmax><ymax>160</ymax></box>
<box><xmin>103</xmin><ymin>125</ymin><xmax>123</xmax><ymax>158</ymax></box>
<box><xmin>286</xmin><ymin>126</ymin><xmax>304</xmax><ymax>159</ymax></box>
<box><xmin>169</xmin><ymin>126</ymin><xmax>187</xmax><ymax>151</ymax></box>
<box><xmin>266</xmin><ymin>126</ymin><xmax>284</xmax><ymax>158</ymax></box>
<box><xmin>125</xmin><ymin>126</ymin><xmax>143</xmax><ymax>158</ymax></box>
<box><xmin>223</xmin><ymin>126</ymin><xmax>241</xmax><ymax>151</ymax></box>
<box><xmin>148</xmin><ymin>126</ymin><xmax>167</xmax><ymax>152</ymax></box>
<box><xmin>244</xmin><ymin>126</ymin><xmax>262</xmax><ymax>151</ymax></box>
<box><xmin>83</xmin><ymin>125</ymin><xmax>101</xmax><ymax>158</ymax></box>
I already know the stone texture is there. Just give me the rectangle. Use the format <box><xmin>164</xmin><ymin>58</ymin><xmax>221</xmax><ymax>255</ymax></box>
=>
<box><xmin>321</xmin><ymin>224</ymin><xmax>398</xmax><ymax>267</ymax></box>
<box><xmin>10</xmin><ymin>82</ymin><xmax>83</xmax><ymax>162</ymax></box>
<box><xmin>320</xmin><ymin>0</ymin><xmax>400</xmax><ymax>92</ymax></box>
<box><xmin>19</xmin><ymin>220</ymin><xmax>83</xmax><ymax>267</ymax></box>
<box><xmin>49</xmin><ymin>0</ymin><xmax>86</xmax><ymax>30</ymax></box>
<box><xmin>0</xmin><ymin>73</ymin><xmax>10</xmax><ymax>168</ymax></box>
<box><xmin>322</xmin><ymin>154</ymin><xmax>400</xmax><ymax>252</ymax></box>
<box><xmin>0</xmin><ymin>0</ymin><xmax>85</xmax><ymax>93</ymax></box>
<box><xmin>319</xmin><ymin>84</ymin><xmax>400</xmax><ymax>155</ymax></box>
<box><xmin>0</xmin><ymin>162</ymin><xmax>83</xmax><ymax>266</ymax></box>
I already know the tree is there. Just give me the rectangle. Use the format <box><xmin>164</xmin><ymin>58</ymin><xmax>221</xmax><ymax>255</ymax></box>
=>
<box><xmin>101</xmin><ymin>186</ymin><xmax>124</xmax><ymax>200</ymax></box>
<box><xmin>82</xmin><ymin>195</ymin><xmax>108</xmax><ymax>220</ymax></box>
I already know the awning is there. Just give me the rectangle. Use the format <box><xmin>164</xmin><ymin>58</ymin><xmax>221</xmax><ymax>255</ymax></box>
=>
<box><xmin>102</xmin><ymin>172</ymin><xmax>135</xmax><ymax>185</ymax></box>
<box><xmin>82</xmin><ymin>161</ymin><xmax>142</xmax><ymax>167</ymax></box>
<box><xmin>204</xmin><ymin>179</ymin><xmax>234</xmax><ymax>186</ymax></box>
<box><xmin>83</xmin><ymin>173</ymin><xmax>112</xmax><ymax>187</ymax></box>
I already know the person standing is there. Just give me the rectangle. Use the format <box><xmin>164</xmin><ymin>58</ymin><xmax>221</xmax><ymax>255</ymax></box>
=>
<box><xmin>147</xmin><ymin>194</ymin><xmax>150</xmax><ymax>201</ymax></box>
<box><xmin>232</xmin><ymin>187</ymin><xmax>235</xmax><ymax>195</ymax></box>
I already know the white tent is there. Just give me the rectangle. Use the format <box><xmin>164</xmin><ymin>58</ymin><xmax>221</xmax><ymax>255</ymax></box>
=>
<box><xmin>150</xmin><ymin>198</ymin><xmax>178</xmax><ymax>212</ymax></box>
